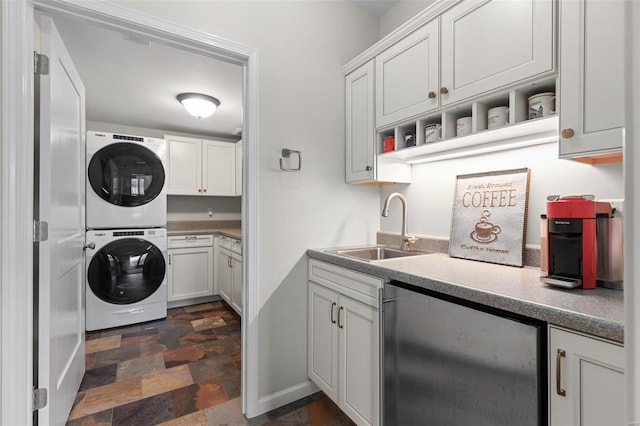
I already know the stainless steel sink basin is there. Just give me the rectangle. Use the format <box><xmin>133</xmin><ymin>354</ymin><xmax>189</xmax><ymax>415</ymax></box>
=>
<box><xmin>331</xmin><ymin>246</ymin><xmax>429</xmax><ymax>261</ymax></box>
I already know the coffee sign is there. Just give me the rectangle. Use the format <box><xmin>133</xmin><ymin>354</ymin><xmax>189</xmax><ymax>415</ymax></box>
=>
<box><xmin>449</xmin><ymin>168</ymin><xmax>531</xmax><ymax>267</ymax></box>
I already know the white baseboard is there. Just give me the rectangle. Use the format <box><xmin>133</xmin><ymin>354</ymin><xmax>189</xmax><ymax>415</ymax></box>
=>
<box><xmin>254</xmin><ymin>380</ymin><xmax>320</xmax><ymax>417</ymax></box>
<box><xmin>167</xmin><ymin>295</ymin><xmax>222</xmax><ymax>309</ymax></box>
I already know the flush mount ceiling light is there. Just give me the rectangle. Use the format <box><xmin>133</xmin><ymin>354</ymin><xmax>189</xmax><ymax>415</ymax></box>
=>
<box><xmin>177</xmin><ymin>93</ymin><xmax>221</xmax><ymax>119</ymax></box>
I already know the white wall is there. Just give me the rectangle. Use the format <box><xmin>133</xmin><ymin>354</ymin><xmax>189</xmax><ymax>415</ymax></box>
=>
<box><xmin>109</xmin><ymin>0</ymin><xmax>381</xmax><ymax>412</ymax></box>
<box><xmin>380</xmin><ymin>142</ymin><xmax>624</xmax><ymax>246</ymax></box>
<box><xmin>167</xmin><ymin>196</ymin><xmax>240</xmax><ymax>221</ymax></box>
<box><xmin>379</xmin><ymin>0</ymin><xmax>435</xmax><ymax>38</ymax></box>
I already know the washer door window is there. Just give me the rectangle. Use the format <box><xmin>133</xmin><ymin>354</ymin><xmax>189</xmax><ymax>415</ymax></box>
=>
<box><xmin>88</xmin><ymin>238</ymin><xmax>166</xmax><ymax>304</ymax></box>
<box><xmin>88</xmin><ymin>142</ymin><xmax>165</xmax><ymax>207</ymax></box>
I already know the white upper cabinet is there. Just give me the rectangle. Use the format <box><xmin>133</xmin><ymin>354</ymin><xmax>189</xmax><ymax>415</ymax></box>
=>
<box><xmin>558</xmin><ymin>0</ymin><xmax>625</xmax><ymax>161</ymax></box>
<box><xmin>346</xmin><ymin>60</ymin><xmax>375</xmax><ymax>182</ymax></box>
<box><xmin>166</xmin><ymin>134</ymin><xmax>238</xmax><ymax>196</ymax></box>
<box><xmin>375</xmin><ymin>20</ymin><xmax>440</xmax><ymax>128</ymax></box>
<box><xmin>166</xmin><ymin>135</ymin><xmax>202</xmax><ymax>195</ymax></box>
<box><xmin>440</xmin><ymin>0</ymin><xmax>555</xmax><ymax>106</ymax></box>
<box><xmin>202</xmin><ymin>140</ymin><xmax>236</xmax><ymax>196</ymax></box>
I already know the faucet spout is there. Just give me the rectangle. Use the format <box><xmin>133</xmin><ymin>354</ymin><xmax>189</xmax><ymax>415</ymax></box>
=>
<box><xmin>382</xmin><ymin>192</ymin><xmax>418</xmax><ymax>251</ymax></box>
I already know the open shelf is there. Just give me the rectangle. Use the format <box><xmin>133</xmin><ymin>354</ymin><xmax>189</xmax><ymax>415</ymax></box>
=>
<box><xmin>381</xmin><ymin>115</ymin><xmax>558</xmax><ymax>164</ymax></box>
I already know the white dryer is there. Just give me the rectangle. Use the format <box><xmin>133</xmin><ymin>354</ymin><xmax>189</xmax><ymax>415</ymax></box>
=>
<box><xmin>85</xmin><ymin>228</ymin><xmax>167</xmax><ymax>331</ymax></box>
<box><xmin>86</xmin><ymin>131</ymin><xmax>166</xmax><ymax>229</ymax></box>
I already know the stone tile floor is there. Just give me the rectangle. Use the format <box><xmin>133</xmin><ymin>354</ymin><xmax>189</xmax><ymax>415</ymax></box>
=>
<box><xmin>67</xmin><ymin>301</ymin><xmax>354</xmax><ymax>425</ymax></box>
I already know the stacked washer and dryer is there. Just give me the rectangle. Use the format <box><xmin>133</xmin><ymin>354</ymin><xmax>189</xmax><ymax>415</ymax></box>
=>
<box><xmin>85</xmin><ymin>131</ymin><xmax>168</xmax><ymax>331</ymax></box>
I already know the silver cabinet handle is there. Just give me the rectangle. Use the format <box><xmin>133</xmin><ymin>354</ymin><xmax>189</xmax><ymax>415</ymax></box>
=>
<box><xmin>556</xmin><ymin>349</ymin><xmax>566</xmax><ymax>397</ymax></box>
<box><xmin>83</xmin><ymin>242</ymin><xmax>95</xmax><ymax>250</ymax></box>
<box><xmin>337</xmin><ymin>306</ymin><xmax>344</xmax><ymax>329</ymax></box>
<box><xmin>330</xmin><ymin>302</ymin><xmax>337</xmax><ymax>324</ymax></box>
<box><xmin>168</xmin><ymin>254</ymin><xmax>171</xmax><ymax>265</ymax></box>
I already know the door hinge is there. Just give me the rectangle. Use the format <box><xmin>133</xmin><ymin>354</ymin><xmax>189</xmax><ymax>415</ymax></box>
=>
<box><xmin>34</xmin><ymin>220</ymin><xmax>49</xmax><ymax>242</ymax></box>
<box><xmin>34</xmin><ymin>52</ymin><xmax>49</xmax><ymax>76</ymax></box>
<box><xmin>33</xmin><ymin>387</ymin><xmax>48</xmax><ymax>411</ymax></box>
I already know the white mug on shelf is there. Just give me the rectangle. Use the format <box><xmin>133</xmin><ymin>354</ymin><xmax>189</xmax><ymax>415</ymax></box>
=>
<box><xmin>488</xmin><ymin>106</ymin><xmax>509</xmax><ymax>129</ymax></box>
<box><xmin>456</xmin><ymin>116</ymin><xmax>472</xmax><ymax>136</ymax></box>
<box><xmin>424</xmin><ymin>123</ymin><xmax>442</xmax><ymax>143</ymax></box>
<box><xmin>528</xmin><ymin>92</ymin><xmax>556</xmax><ymax>119</ymax></box>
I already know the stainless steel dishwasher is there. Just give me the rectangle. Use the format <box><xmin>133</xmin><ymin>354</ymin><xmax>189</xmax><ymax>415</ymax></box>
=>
<box><xmin>383</xmin><ymin>281</ymin><xmax>546</xmax><ymax>426</ymax></box>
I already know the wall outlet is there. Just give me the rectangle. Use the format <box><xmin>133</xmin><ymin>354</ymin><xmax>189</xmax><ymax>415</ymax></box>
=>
<box><xmin>600</xmin><ymin>199</ymin><xmax>624</xmax><ymax>217</ymax></box>
<box><xmin>207</xmin><ymin>208</ymin><xmax>214</xmax><ymax>218</ymax></box>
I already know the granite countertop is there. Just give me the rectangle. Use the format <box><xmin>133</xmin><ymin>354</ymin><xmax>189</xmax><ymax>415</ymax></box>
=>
<box><xmin>307</xmin><ymin>247</ymin><xmax>624</xmax><ymax>343</ymax></box>
<box><xmin>167</xmin><ymin>220</ymin><xmax>242</xmax><ymax>240</ymax></box>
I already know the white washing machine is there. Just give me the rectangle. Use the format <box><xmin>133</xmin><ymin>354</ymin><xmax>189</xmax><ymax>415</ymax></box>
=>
<box><xmin>86</xmin><ymin>131</ymin><xmax>166</xmax><ymax>229</ymax></box>
<box><xmin>85</xmin><ymin>228</ymin><xmax>167</xmax><ymax>331</ymax></box>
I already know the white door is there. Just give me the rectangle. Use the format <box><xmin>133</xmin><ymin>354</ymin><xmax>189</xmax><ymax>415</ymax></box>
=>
<box><xmin>166</xmin><ymin>135</ymin><xmax>202</xmax><ymax>195</ymax></box>
<box><xmin>346</xmin><ymin>60</ymin><xmax>375</xmax><ymax>183</ymax></box>
<box><xmin>307</xmin><ymin>283</ymin><xmax>339</xmax><ymax>402</ymax></box>
<box><xmin>202</xmin><ymin>140</ymin><xmax>236</xmax><ymax>196</ymax></box>
<box><xmin>339</xmin><ymin>296</ymin><xmax>378</xmax><ymax>426</ymax></box>
<box><xmin>375</xmin><ymin>21</ymin><xmax>440</xmax><ymax>128</ymax></box>
<box><xmin>230</xmin><ymin>255</ymin><xmax>243</xmax><ymax>315</ymax></box>
<box><xmin>36</xmin><ymin>15</ymin><xmax>86</xmax><ymax>426</ymax></box>
<box><xmin>440</xmin><ymin>0</ymin><xmax>554</xmax><ymax>105</ymax></box>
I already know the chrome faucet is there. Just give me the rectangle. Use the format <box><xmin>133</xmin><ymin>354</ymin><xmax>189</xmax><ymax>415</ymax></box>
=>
<box><xmin>382</xmin><ymin>192</ymin><xmax>418</xmax><ymax>251</ymax></box>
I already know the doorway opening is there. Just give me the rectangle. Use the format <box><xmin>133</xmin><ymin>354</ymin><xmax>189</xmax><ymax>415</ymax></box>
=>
<box><xmin>28</xmin><ymin>1</ymin><xmax>259</xmax><ymax>423</ymax></box>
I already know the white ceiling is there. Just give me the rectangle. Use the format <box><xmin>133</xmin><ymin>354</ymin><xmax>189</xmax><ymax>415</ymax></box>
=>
<box><xmin>52</xmin><ymin>14</ymin><xmax>244</xmax><ymax>140</ymax></box>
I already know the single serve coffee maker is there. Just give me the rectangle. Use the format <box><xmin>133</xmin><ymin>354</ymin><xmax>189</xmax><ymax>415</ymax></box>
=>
<box><xmin>540</xmin><ymin>195</ymin><xmax>613</xmax><ymax>289</ymax></box>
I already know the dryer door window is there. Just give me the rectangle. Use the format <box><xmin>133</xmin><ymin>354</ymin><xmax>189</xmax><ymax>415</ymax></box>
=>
<box><xmin>88</xmin><ymin>142</ymin><xmax>165</xmax><ymax>207</ymax></box>
<box><xmin>88</xmin><ymin>238</ymin><xmax>166</xmax><ymax>304</ymax></box>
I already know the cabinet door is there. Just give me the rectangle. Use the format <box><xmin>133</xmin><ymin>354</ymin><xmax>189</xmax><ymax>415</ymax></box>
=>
<box><xmin>216</xmin><ymin>249</ymin><xmax>232</xmax><ymax>304</ymax></box>
<box><xmin>202</xmin><ymin>140</ymin><xmax>236</xmax><ymax>196</ymax></box>
<box><xmin>339</xmin><ymin>296</ymin><xmax>379</xmax><ymax>426</ymax></box>
<box><xmin>558</xmin><ymin>0</ymin><xmax>625</xmax><ymax>158</ymax></box>
<box><xmin>230</xmin><ymin>255</ymin><xmax>242</xmax><ymax>315</ymax></box>
<box><xmin>549</xmin><ymin>327</ymin><xmax>624</xmax><ymax>426</ymax></box>
<box><xmin>375</xmin><ymin>20</ymin><xmax>439</xmax><ymax>128</ymax></box>
<box><xmin>167</xmin><ymin>247</ymin><xmax>214</xmax><ymax>302</ymax></box>
<box><xmin>308</xmin><ymin>282</ymin><xmax>339</xmax><ymax>402</ymax></box>
<box><xmin>346</xmin><ymin>60</ymin><xmax>375</xmax><ymax>183</ymax></box>
<box><xmin>440</xmin><ymin>0</ymin><xmax>554</xmax><ymax>105</ymax></box>
<box><xmin>166</xmin><ymin>135</ymin><xmax>202</xmax><ymax>195</ymax></box>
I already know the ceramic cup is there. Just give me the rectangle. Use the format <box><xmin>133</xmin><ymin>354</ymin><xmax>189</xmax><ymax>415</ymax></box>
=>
<box><xmin>424</xmin><ymin>123</ymin><xmax>442</xmax><ymax>143</ymax></box>
<box><xmin>475</xmin><ymin>221</ymin><xmax>501</xmax><ymax>239</ymax></box>
<box><xmin>456</xmin><ymin>116</ymin><xmax>472</xmax><ymax>136</ymax></box>
<box><xmin>487</xmin><ymin>106</ymin><xmax>509</xmax><ymax>129</ymax></box>
<box><xmin>528</xmin><ymin>92</ymin><xmax>556</xmax><ymax>119</ymax></box>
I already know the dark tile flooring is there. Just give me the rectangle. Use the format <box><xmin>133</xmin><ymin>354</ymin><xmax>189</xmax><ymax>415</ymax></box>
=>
<box><xmin>67</xmin><ymin>301</ymin><xmax>354</xmax><ymax>426</ymax></box>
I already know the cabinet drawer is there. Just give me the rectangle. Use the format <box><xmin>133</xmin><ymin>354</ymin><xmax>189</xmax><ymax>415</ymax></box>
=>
<box><xmin>218</xmin><ymin>236</ymin><xmax>232</xmax><ymax>250</ymax></box>
<box><xmin>309</xmin><ymin>259</ymin><xmax>382</xmax><ymax>308</ymax></box>
<box><xmin>168</xmin><ymin>234</ymin><xmax>214</xmax><ymax>248</ymax></box>
<box><xmin>231</xmin><ymin>239</ymin><xmax>242</xmax><ymax>255</ymax></box>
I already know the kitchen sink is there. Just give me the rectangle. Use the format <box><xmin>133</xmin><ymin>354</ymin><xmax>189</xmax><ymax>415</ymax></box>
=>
<box><xmin>331</xmin><ymin>246</ymin><xmax>430</xmax><ymax>261</ymax></box>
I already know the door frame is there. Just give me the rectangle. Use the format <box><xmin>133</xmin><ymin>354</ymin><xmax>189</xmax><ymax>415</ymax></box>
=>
<box><xmin>1</xmin><ymin>0</ymin><xmax>260</xmax><ymax>424</ymax></box>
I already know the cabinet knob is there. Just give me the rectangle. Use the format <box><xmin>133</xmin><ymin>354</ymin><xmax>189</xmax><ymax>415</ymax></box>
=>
<box><xmin>198</xmin><ymin>188</ymin><xmax>202</xmax><ymax>193</ymax></box>
<box><xmin>203</xmin><ymin>188</ymin><xmax>207</xmax><ymax>193</ymax></box>
<box><xmin>428</xmin><ymin>91</ymin><xmax>436</xmax><ymax>99</ymax></box>
<box><xmin>561</xmin><ymin>128</ymin><xmax>575</xmax><ymax>139</ymax></box>
<box><xmin>365</xmin><ymin>165</ymin><xmax>372</xmax><ymax>171</ymax></box>
<box><xmin>440</xmin><ymin>87</ymin><xmax>449</xmax><ymax>95</ymax></box>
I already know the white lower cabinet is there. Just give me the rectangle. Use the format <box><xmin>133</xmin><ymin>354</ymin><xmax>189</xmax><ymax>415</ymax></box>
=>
<box><xmin>308</xmin><ymin>260</ymin><xmax>381</xmax><ymax>426</ymax></box>
<box><xmin>549</xmin><ymin>326</ymin><xmax>624</xmax><ymax>426</ymax></box>
<box><xmin>216</xmin><ymin>236</ymin><xmax>242</xmax><ymax>315</ymax></box>
<box><xmin>167</xmin><ymin>235</ymin><xmax>214</xmax><ymax>302</ymax></box>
